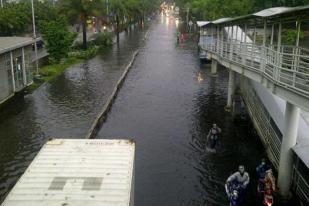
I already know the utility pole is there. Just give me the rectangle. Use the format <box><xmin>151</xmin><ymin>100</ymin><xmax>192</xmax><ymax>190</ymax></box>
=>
<box><xmin>31</xmin><ymin>0</ymin><xmax>39</xmax><ymax>77</ymax></box>
<box><xmin>185</xmin><ymin>4</ymin><xmax>189</xmax><ymax>29</ymax></box>
<box><xmin>106</xmin><ymin>0</ymin><xmax>109</xmax><ymax>24</ymax></box>
<box><xmin>1</xmin><ymin>0</ymin><xmax>3</xmax><ymax>8</ymax></box>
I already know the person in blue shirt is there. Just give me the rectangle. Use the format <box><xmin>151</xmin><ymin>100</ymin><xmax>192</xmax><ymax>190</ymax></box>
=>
<box><xmin>256</xmin><ymin>158</ymin><xmax>271</xmax><ymax>192</ymax></box>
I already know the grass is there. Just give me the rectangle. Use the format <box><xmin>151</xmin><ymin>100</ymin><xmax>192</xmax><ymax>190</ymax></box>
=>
<box><xmin>40</xmin><ymin>57</ymin><xmax>81</xmax><ymax>82</ymax></box>
<box><xmin>26</xmin><ymin>57</ymin><xmax>82</xmax><ymax>93</ymax></box>
<box><xmin>26</xmin><ymin>35</ymin><xmax>112</xmax><ymax>93</ymax></box>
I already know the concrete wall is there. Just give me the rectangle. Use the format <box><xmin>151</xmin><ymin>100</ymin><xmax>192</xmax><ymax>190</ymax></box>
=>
<box><xmin>0</xmin><ymin>46</ymin><xmax>33</xmax><ymax>104</ymax></box>
<box><xmin>0</xmin><ymin>53</ymin><xmax>12</xmax><ymax>102</ymax></box>
<box><xmin>0</xmin><ymin>64</ymin><xmax>11</xmax><ymax>101</ymax></box>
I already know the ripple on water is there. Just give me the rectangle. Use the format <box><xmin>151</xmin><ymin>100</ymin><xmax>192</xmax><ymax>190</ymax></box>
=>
<box><xmin>0</xmin><ymin>26</ymin><xmax>147</xmax><ymax>202</ymax></box>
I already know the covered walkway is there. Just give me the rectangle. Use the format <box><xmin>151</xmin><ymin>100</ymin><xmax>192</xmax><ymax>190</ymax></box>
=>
<box><xmin>199</xmin><ymin>5</ymin><xmax>309</xmax><ymax>204</ymax></box>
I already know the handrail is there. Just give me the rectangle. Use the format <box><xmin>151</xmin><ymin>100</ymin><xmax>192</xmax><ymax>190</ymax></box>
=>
<box><xmin>203</xmin><ymin>39</ymin><xmax>309</xmax><ymax>97</ymax></box>
<box><xmin>241</xmin><ymin>79</ymin><xmax>309</xmax><ymax>204</ymax></box>
<box><xmin>292</xmin><ymin>166</ymin><xmax>309</xmax><ymax>203</ymax></box>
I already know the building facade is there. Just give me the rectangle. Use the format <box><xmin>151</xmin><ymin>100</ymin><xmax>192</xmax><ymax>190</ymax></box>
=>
<box><xmin>0</xmin><ymin>37</ymin><xmax>35</xmax><ymax>104</ymax></box>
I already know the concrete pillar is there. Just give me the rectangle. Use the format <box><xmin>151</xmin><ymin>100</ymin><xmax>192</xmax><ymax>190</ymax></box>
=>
<box><xmin>226</xmin><ymin>69</ymin><xmax>235</xmax><ymax>109</ymax></box>
<box><xmin>278</xmin><ymin>102</ymin><xmax>300</xmax><ymax>198</ymax></box>
<box><xmin>10</xmin><ymin>51</ymin><xmax>16</xmax><ymax>92</ymax></box>
<box><xmin>211</xmin><ymin>59</ymin><xmax>218</xmax><ymax>75</ymax></box>
<box><xmin>22</xmin><ymin>47</ymin><xmax>27</xmax><ymax>86</ymax></box>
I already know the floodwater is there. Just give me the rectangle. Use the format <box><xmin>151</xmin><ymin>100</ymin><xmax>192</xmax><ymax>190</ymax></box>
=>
<box><xmin>0</xmin><ymin>25</ymin><xmax>147</xmax><ymax>202</ymax></box>
<box><xmin>97</xmin><ymin>16</ymin><xmax>267</xmax><ymax>206</ymax></box>
<box><xmin>0</xmin><ymin>16</ymin><xmax>270</xmax><ymax>206</ymax></box>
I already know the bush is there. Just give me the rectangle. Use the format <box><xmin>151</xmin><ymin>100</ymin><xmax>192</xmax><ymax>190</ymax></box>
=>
<box><xmin>39</xmin><ymin>16</ymin><xmax>76</xmax><ymax>62</ymax></box>
<box><xmin>282</xmin><ymin>29</ymin><xmax>304</xmax><ymax>45</ymax></box>
<box><xmin>68</xmin><ymin>46</ymin><xmax>99</xmax><ymax>59</ymax></box>
<box><xmin>94</xmin><ymin>32</ymin><xmax>114</xmax><ymax>46</ymax></box>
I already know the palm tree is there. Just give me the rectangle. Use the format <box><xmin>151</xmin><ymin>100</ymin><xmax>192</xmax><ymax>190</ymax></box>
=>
<box><xmin>60</xmin><ymin>0</ymin><xmax>102</xmax><ymax>49</ymax></box>
<box><xmin>109</xmin><ymin>0</ymin><xmax>127</xmax><ymax>42</ymax></box>
<box><xmin>125</xmin><ymin>0</ymin><xmax>143</xmax><ymax>26</ymax></box>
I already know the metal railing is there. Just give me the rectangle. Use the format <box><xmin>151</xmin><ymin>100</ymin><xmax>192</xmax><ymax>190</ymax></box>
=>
<box><xmin>292</xmin><ymin>166</ymin><xmax>309</xmax><ymax>205</ymax></box>
<box><xmin>240</xmin><ymin>78</ymin><xmax>309</xmax><ymax>204</ymax></box>
<box><xmin>202</xmin><ymin>40</ymin><xmax>309</xmax><ymax>98</ymax></box>
<box><xmin>240</xmin><ymin>79</ymin><xmax>281</xmax><ymax>168</ymax></box>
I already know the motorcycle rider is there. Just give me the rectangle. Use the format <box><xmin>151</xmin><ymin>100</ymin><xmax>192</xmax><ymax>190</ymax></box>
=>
<box><xmin>256</xmin><ymin>158</ymin><xmax>270</xmax><ymax>180</ymax></box>
<box><xmin>256</xmin><ymin>158</ymin><xmax>270</xmax><ymax>192</ymax></box>
<box><xmin>226</xmin><ymin>165</ymin><xmax>250</xmax><ymax>202</ymax></box>
<box><xmin>260</xmin><ymin>169</ymin><xmax>276</xmax><ymax>205</ymax></box>
<box><xmin>264</xmin><ymin>169</ymin><xmax>276</xmax><ymax>192</ymax></box>
<box><xmin>207</xmin><ymin>123</ymin><xmax>221</xmax><ymax>149</ymax></box>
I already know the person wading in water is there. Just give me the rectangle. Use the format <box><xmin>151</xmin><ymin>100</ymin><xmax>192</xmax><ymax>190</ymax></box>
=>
<box><xmin>207</xmin><ymin>123</ymin><xmax>222</xmax><ymax>150</ymax></box>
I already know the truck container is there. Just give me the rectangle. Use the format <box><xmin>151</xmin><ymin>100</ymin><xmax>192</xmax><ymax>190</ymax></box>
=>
<box><xmin>1</xmin><ymin>139</ymin><xmax>135</xmax><ymax>206</ymax></box>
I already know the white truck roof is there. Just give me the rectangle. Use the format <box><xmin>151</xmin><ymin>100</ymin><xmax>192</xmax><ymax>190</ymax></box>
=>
<box><xmin>1</xmin><ymin>139</ymin><xmax>135</xmax><ymax>206</ymax></box>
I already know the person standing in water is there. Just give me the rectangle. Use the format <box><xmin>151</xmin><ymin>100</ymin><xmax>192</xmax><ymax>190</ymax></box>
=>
<box><xmin>207</xmin><ymin>123</ymin><xmax>222</xmax><ymax>149</ymax></box>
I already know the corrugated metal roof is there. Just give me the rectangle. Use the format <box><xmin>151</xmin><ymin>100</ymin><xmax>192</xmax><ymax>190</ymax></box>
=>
<box><xmin>212</xmin><ymin>18</ymin><xmax>233</xmax><ymax>24</ymax></box>
<box><xmin>197</xmin><ymin>21</ymin><xmax>211</xmax><ymax>27</ymax></box>
<box><xmin>1</xmin><ymin>139</ymin><xmax>135</xmax><ymax>206</ymax></box>
<box><xmin>0</xmin><ymin>37</ymin><xmax>37</xmax><ymax>54</ymax></box>
<box><xmin>254</xmin><ymin>7</ymin><xmax>292</xmax><ymax>17</ymax></box>
<box><xmin>209</xmin><ymin>5</ymin><xmax>309</xmax><ymax>25</ymax></box>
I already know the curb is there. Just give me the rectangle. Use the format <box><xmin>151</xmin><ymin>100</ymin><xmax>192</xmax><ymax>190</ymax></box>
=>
<box><xmin>85</xmin><ymin>50</ymin><xmax>140</xmax><ymax>139</ymax></box>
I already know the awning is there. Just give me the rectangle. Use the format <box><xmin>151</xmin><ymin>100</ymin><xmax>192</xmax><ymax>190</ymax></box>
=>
<box><xmin>208</xmin><ymin>4</ymin><xmax>309</xmax><ymax>25</ymax></box>
<box><xmin>196</xmin><ymin>21</ymin><xmax>211</xmax><ymax>27</ymax></box>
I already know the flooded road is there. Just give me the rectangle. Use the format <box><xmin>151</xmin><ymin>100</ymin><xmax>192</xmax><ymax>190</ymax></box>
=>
<box><xmin>0</xmin><ymin>25</ymin><xmax>147</xmax><ymax>201</ymax></box>
<box><xmin>97</xmin><ymin>16</ymin><xmax>265</xmax><ymax>205</ymax></box>
<box><xmin>0</xmin><ymin>16</ymin><xmax>268</xmax><ymax>206</ymax></box>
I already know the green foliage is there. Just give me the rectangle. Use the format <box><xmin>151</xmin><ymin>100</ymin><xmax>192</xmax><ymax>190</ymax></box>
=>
<box><xmin>176</xmin><ymin>0</ymin><xmax>254</xmax><ymax>20</ymax></box>
<box><xmin>39</xmin><ymin>17</ymin><xmax>76</xmax><ymax>62</ymax></box>
<box><xmin>254</xmin><ymin>0</ymin><xmax>309</xmax><ymax>11</ymax></box>
<box><xmin>68</xmin><ymin>46</ymin><xmax>99</xmax><ymax>59</ymax></box>
<box><xmin>0</xmin><ymin>1</ymin><xmax>58</xmax><ymax>36</ymax></box>
<box><xmin>38</xmin><ymin>57</ymin><xmax>81</xmax><ymax>82</ymax></box>
<box><xmin>175</xmin><ymin>0</ymin><xmax>309</xmax><ymax>20</ymax></box>
<box><xmin>281</xmin><ymin>29</ymin><xmax>304</xmax><ymax>45</ymax></box>
<box><xmin>60</xmin><ymin>0</ymin><xmax>104</xmax><ymax>49</ymax></box>
<box><xmin>94</xmin><ymin>32</ymin><xmax>113</xmax><ymax>46</ymax></box>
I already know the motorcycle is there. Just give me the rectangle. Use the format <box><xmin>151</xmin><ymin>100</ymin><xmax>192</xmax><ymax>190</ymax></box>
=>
<box><xmin>225</xmin><ymin>183</ymin><xmax>242</xmax><ymax>206</ymax></box>
<box><xmin>263</xmin><ymin>188</ymin><xmax>274</xmax><ymax>206</ymax></box>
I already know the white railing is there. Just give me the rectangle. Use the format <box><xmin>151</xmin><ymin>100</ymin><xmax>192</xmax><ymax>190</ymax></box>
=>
<box><xmin>203</xmin><ymin>40</ymin><xmax>309</xmax><ymax>98</ymax></box>
<box><xmin>240</xmin><ymin>78</ymin><xmax>309</xmax><ymax>205</ymax></box>
<box><xmin>240</xmin><ymin>79</ymin><xmax>281</xmax><ymax>168</ymax></box>
<box><xmin>292</xmin><ymin>166</ymin><xmax>309</xmax><ymax>204</ymax></box>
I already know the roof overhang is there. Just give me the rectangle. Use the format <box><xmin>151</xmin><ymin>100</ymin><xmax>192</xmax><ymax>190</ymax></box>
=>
<box><xmin>208</xmin><ymin>5</ymin><xmax>309</xmax><ymax>26</ymax></box>
<box><xmin>197</xmin><ymin>21</ymin><xmax>211</xmax><ymax>27</ymax></box>
<box><xmin>0</xmin><ymin>37</ymin><xmax>42</xmax><ymax>55</ymax></box>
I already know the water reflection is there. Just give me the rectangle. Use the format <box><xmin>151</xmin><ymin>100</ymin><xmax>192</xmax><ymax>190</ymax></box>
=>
<box><xmin>0</xmin><ymin>25</ymin><xmax>147</xmax><ymax>202</ymax></box>
<box><xmin>197</xmin><ymin>72</ymin><xmax>204</xmax><ymax>83</ymax></box>
<box><xmin>97</xmin><ymin>19</ymin><xmax>266</xmax><ymax>206</ymax></box>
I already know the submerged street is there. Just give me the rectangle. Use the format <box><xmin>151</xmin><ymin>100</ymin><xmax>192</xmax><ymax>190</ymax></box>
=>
<box><xmin>0</xmin><ymin>26</ymin><xmax>147</xmax><ymax>201</ymax></box>
<box><xmin>0</xmin><ymin>16</ymin><xmax>268</xmax><ymax>205</ymax></box>
<box><xmin>97</xmin><ymin>17</ymin><xmax>266</xmax><ymax>205</ymax></box>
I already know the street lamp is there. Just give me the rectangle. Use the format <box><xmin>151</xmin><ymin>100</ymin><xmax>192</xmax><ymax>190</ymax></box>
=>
<box><xmin>31</xmin><ymin>0</ymin><xmax>39</xmax><ymax>77</ymax></box>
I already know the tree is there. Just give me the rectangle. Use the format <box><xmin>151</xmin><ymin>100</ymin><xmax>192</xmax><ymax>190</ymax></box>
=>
<box><xmin>39</xmin><ymin>17</ymin><xmax>75</xmax><ymax>61</ymax></box>
<box><xmin>175</xmin><ymin>0</ymin><xmax>309</xmax><ymax>21</ymax></box>
<box><xmin>0</xmin><ymin>1</ymin><xmax>58</xmax><ymax>36</ymax></box>
<box><xmin>60</xmin><ymin>0</ymin><xmax>102</xmax><ymax>49</ymax></box>
<box><xmin>109</xmin><ymin>0</ymin><xmax>127</xmax><ymax>42</ymax></box>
